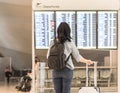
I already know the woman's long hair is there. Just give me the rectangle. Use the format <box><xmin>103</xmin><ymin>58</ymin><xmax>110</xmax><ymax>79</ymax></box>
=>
<box><xmin>57</xmin><ymin>22</ymin><xmax>71</xmax><ymax>43</ymax></box>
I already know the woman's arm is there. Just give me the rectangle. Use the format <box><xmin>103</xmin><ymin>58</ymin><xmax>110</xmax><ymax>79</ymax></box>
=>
<box><xmin>80</xmin><ymin>57</ymin><xmax>93</xmax><ymax>65</ymax></box>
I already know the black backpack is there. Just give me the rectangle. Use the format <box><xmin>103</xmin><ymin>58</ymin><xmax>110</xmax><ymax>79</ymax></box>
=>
<box><xmin>48</xmin><ymin>40</ymin><xmax>71</xmax><ymax>70</ymax></box>
<box><xmin>16</xmin><ymin>75</ymin><xmax>32</xmax><ymax>92</ymax></box>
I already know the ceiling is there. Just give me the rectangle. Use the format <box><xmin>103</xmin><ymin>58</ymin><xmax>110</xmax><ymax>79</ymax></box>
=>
<box><xmin>0</xmin><ymin>0</ymin><xmax>32</xmax><ymax>6</ymax></box>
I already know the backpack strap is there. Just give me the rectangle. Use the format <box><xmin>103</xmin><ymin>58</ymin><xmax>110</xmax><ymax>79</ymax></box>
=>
<box><xmin>65</xmin><ymin>53</ymin><xmax>71</xmax><ymax>63</ymax></box>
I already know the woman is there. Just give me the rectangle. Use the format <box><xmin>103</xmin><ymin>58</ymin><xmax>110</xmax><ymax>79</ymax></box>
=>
<box><xmin>47</xmin><ymin>22</ymin><xmax>93</xmax><ymax>93</ymax></box>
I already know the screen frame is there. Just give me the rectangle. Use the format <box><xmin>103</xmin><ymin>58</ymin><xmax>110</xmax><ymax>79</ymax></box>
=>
<box><xmin>34</xmin><ymin>10</ymin><xmax>118</xmax><ymax>50</ymax></box>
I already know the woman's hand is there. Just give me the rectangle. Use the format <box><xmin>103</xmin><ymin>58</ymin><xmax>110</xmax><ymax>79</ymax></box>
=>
<box><xmin>85</xmin><ymin>60</ymin><xmax>94</xmax><ymax>65</ymax></box>
<box><xmin>80</xmin><ymin>58</ymin><xmax>94</xmax><ymax>65</ymax></box>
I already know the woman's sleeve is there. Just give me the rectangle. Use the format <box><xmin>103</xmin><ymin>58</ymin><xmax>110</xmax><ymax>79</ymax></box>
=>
<box><xmin>46</xmin><ymin>40</ymin><xmax>54</xmax><ymax>59</ymax></box>
<box><xmin>71</xmin><ymin>42</ymin><xmax>83</xmax><ymax>62</ymax></box>
<box><xmin>46</xmin><ymin>47</ymin><xmax>50</xmax><ymax>59</ymax></box>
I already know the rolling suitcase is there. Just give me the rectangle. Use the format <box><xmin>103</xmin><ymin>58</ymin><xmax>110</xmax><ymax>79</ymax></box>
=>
<box><xmin>78</xmin><ymin>62</ymin><xmax>100</xmax><ymax>93</ymax></box>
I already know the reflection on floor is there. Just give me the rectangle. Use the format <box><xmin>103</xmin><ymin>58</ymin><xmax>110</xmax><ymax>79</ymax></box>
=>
<box><xmin>0</xmin><ymin>81</ymin><xmax>118</xmax><ymax>93</ymax></box>
<box><xmin>0</xmin><ymin>81</ymin><xmax>30</xmax><ymax>93</ymax></box>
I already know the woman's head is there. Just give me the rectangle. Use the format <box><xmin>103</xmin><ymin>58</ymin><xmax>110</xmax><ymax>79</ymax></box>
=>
<box><xmin>57</xmin><ymin>22</ymin><xmax>71</xmax><ymax>43</ymax></box>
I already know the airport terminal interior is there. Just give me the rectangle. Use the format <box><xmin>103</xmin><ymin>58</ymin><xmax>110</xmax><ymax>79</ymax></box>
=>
<box><xmin>0</xmin><ymin>0</ymin><xmax>120</xmax><ymax>93</ymax></box>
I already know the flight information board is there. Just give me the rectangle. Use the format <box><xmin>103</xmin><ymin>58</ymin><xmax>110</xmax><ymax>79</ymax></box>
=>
<box><xmin>98</xmin><ymin>11</ymin><xmax>117</xmax><ymax>49</ymax></box>
<box><xmin>34</xmin><ymin>11</ymin><xmax>118</xmax><ymax>49</ymax></box>
<box><xmin>77</xmin><ymin>11</ymin><xmax>96</xmax><ymax>48</ymax></box>
<box><xmin>34</xmin><ymin>11</ymin><xmax>54</xmax><ymax>49</ymax></box>
<box><xmin>56</xmin><ymin>11</ymin><xmax>76</xmax><ymax>43</ymax></box>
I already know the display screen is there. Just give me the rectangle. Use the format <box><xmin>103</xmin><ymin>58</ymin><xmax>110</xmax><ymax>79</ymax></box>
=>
<box><xmin>77</xmin><ymin>11</ymin><xmax>96</xmax><ymax>48</ymax></box>
<box><xmin>98</xmin><ymin>11</ymin><xmax>117</xmax><ymax>49</ymax></box>
<box><xmin>34</xmin><ymin>11</ymin><xmax>54</xmax><ymax>49</ymax></box>
<box><xmin>34</xmin><ymin>11</ymin><xmax>118</xmax><ymax>49</ymax></box>
<box><xmin>56</xmin><ymin>11</ymin><xmax>76</xmax><ymax>43</ymax></box>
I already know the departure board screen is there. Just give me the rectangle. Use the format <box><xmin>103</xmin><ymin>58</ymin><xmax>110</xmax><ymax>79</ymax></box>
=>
<box><xmin>34</xmin><ymin>11</ymin><xmax>118</xmax><ymax>49</ymax></box>
<box><xmin>56</xmin><ymin>11</ymin><xmax>76</xmax><ymax>43</ymax></box>
<box><xmin>98</xmin><ymin>11</ymin><xmax>117</xmax><ymax>49</ymax></box>
<box><xmin>77</xmin><ymin>11</ymin><xmax>96</xmax><ymax>48</ymax></box>
<box><xmin>34</xmin><ymin>11</ymin><xmax>54</xmax><ymax>49</ymax></box>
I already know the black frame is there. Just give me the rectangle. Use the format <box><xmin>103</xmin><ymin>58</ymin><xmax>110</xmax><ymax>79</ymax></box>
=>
<box><xmin>34</xmin><ymin>10</ymin><xmax>118</xmax><ymax>50</ymax></box>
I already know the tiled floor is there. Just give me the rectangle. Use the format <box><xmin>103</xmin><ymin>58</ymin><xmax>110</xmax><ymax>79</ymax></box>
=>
<box><xmin>0</xmin><ymin>81</ymin><xmax>30</xmax><ymax>93</ymax></box>
<box><xmin>0</xmin><ymin>81</ymin><xmax>118</xmax><ymax>93</ymax></box>
<box><xmin>0</xmin><ymin>85</ymin><xmax>18</xmax><ymax>93</ymax></box>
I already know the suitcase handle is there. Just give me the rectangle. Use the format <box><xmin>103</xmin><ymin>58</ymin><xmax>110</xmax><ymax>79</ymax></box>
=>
<box><xmin>86</xmin><ymin>61</ymin><xmax>97</xmax><ymax>87</ymax></box>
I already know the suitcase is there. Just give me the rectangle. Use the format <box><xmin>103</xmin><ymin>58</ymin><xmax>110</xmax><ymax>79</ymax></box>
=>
<box><xmin>78</xmin><ymin>62</ymin><xmax>100</xmax><ymax>93</ymax></box>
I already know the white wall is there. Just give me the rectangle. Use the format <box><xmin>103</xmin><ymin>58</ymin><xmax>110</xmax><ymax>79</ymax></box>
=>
<box><xmin>0</xmin><ymin>3</ymin><xmax>32</xmax><ymax>75</ymax></box>
<box><xmin>33</xmin><ymin>0</ymin><xmax>119</xmax><ymax>10</ymax></box>
<box><xmin>0</xmin><ymin>3</ymin><xmax>32</xmax><ymax>54</ymax></box>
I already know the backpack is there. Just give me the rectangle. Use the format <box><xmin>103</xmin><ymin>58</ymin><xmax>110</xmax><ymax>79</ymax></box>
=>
<box><xmin>16</xmin><ymin>75</ymin><xmax>32</xmax><ymax>92</ymax></box>
<box><xmin>48</xmin><ymin>40</ymin><xmax>71</xmax><ymax>70</ymax></box>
